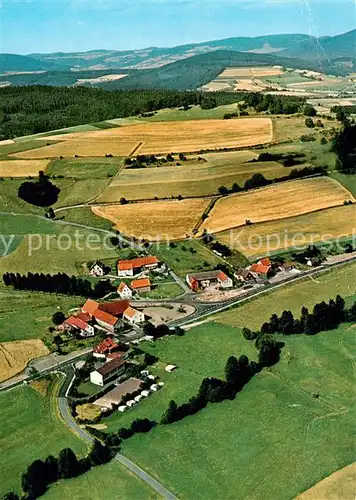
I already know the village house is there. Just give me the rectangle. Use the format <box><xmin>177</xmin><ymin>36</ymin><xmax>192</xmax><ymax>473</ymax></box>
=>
<box><xmin>123</xmin><ymin>306</ymin><xmax>145</xmax><ymax>325</ymax></box>
<box><xmin>186</xmin><ymin>270</ymin><xmax>233</xmax><ymax>291</ymax></box>
<box><xmin>89</xmin><ymin>261</ymin><xmax>106</xmax><ymax>277</ymax></box>
<box><xmin>90</xmin><ymin>356</ymin><xmax>126</xmax><ymax>386</ymax></box>
<box><xmin>131</xmin><ymin>277</ymin><xmax>151</xmax><ymax>293</ymax></box>
<box><xmin>235</xmin><ymin>268</ymin><xmax>256</xmax><ymax>283</ymax></box>
<box><xmin>279</xmin><ymin>262</ymin><xmax>297</xmax><ymax>272</ymax></box>
<box><xmin>61</xmin><ymin>314</ymin><xmax>95</xmax><ymax>337</ymax></box>
<box><xmin>117</xmin><ymin>256</ymin><xmax>159</xmax><ymax>277</ymax></box>
<box><xmin>81</xmin><ymin>299</ymin><xmax>130</xmax><ymax>333</ymax></box>
<box><xmin>93</xmin><ymin>337</ymin><xmax>120</xmax><ymax>359</ymax></box>
<box><xmin>117</xmin><ymin>282</ymin><xmax>133</xmax><ymax>299</ymax></box>
<box><xmin>249</xmin><ymin>263</ymin><xmax>274</xmax><ymax>280</ymax></box>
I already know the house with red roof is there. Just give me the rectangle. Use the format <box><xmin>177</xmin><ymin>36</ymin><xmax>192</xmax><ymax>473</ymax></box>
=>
<box><xmin>62</xmin><ymin>315</ymin><xmax>95</xmax><ymax>337</ymax></box>
<box><xmin>123</xmin><ymin>306</ymin><xmax>145</xmax><ymax>325</ymax></box>
<box><xmin>131</xmin><ymin>277</ymin><xmax>151</xmax><ymax>293</ymax></box>
<box><xmin>81</xmin><ymin>299</ymin><xmax>130</xmax><ymax>333</ymax></box>
<box><xmin>250</xmin><ymin>263</ymin><xmax>274</xmax><ymax>280</ymax></box>
<box><xmin>117</xmin><ymin>255</ymin><xmax>159</xmax><ymax>277</ymax></box>
<box><xmin>93</xmin><ymin>337</ymin><xmax>119</xmax><ymax>359</ymax></box>
<box><xmin>186</xmin><ymin>270</ymin><xmax>233</xmax><ymax>291</ymax></box>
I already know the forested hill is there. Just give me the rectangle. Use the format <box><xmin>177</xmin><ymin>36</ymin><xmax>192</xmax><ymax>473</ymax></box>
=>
<box><xmin>0</xmin><ymin>53</ymin><xmax>69</xmax><ymax>72</ymax></box>
<box><xmin>0</xmin><ymin>86</ymin><xmax>241</xmax><ymax>139</ymax></box>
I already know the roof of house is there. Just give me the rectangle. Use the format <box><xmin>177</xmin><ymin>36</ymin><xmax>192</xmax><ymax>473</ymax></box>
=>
<box><xmin>118</xmin><ymin>255</ymin><xmax>159</xmax><ymax>271</ymax></box>
<box><xmin>106</xmin><ymin>351</ymin><xmax>125</xmax><ymax>361</ymax></box>
<box><xmin>187</xmin><ymin>270</ymin><xmax>229</xmax><ymax>282</ymax></box>
<box><xmin>64</xmin><ymin>316</ymin><xmax>89</xmax><ymax>331</ymax></box>
<box><xmin>77</xmin><ymin>312</ymin><xmax>91</xmax><ymax>322</ymax></box>
<box><xmin>93</xmin><ymin>337</ymin><xmax>118</xmax><ymax>354</ymax></box>
<box><xmin>280</xmin><ymin>261</ymin><xmax>296</xmax><ymax>269</ymax></box>
<box><xmin>124</xmin><ymin>306</ymin><xmax>141</xmax><ymax>318</ymax></box>
<box><xmin>217</xmin><ymin>271</ymin><xmax>230</xmax><ymax>282</ymax></box>
<box><xmin>259</xmin><ymin>257</ymin><xmax>271</xmax><ymax>266</ymax></box>
<box><xmin>99</xmin><ymin>300</ymin><xmax>130</xmax><ymax>316</ymax></box>
<box><xmin>131</xmin><ymin>278</ymin><xmax>151</xmax><ymax>289</ymax></box>
<box><xmin>96</xmin><ymin>356</ymin><xmax>126</xmax><ymax>376</ymax></box>
<box><xmin>94</xmin><ymin>309</ymin><xmax>118</xmax><ymax>327</ymax></box>
<box><xmin>82</xmin><ymin>299</ymin><xmax>99</xmax><ymax>315</ymax></box>
<box><xmin>250</xmin><ymin>263</ymin><xmax>271</xmax><ymax>275</ymax></box>
<box><xmin>118</xmin><ymin>282</ymin><xmax>130</xmax><ymax>293</ymax></box>
<box><xmin>236</xmin><ymin>268</ymin><xmax>254</xmax><ymax>278</ymax></box>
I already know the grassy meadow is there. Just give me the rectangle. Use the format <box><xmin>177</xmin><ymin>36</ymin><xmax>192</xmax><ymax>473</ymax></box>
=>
<box><xmin>104</xmin><ymin>319</ymin><xmax>356</xmax><ymax>500</ymax></box>
<box><xmin>214</xmin><ymin>260</ymin><xmax>356</xmax><ymax>329</ymax></box>
<box><xmin>47</xmin><ymin>158</ymin><xmax>121</xmax><ymax>179</ymax></box>
<box><xmin>0</xmin><ymin>377</ymin><xmax>87</xmax><ymax>496</ymax></box>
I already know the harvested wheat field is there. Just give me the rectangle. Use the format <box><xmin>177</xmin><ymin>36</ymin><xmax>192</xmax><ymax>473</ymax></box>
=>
<box><xmin>99</xmin><ymin>159</ymin><xmax>291</xmax><ymax>201</ymax></box>
<box><xmin>200</xmin><ymin>177</ymin><xmax>354</xmax><ymax>235</ymax></box>
<box><xmin>218</xmin><ymin>66</ymin><xmax>284</xmax><ymax>78</ymax></box>
<box><xmin>0</xmin><ymin>159</ymin><xmax>50</xmax><ymax>177</ymax></box>
<box><xmin>92</xmin><ymin>198</ymin><xmax>211</xmax><ymax>240</ymax></box>
<box><xmin>13</xmin><ymin>118</ymin><xmax>273</xmax><ymax>159</ymax></box>
<box><xmin>0</xmin><ymin>339</ymin><xmax>49</xmax><ymax>382</ymax></box>
<box><xmin>216</xmin><ymin>204</ymin><xmax>356</xmax><ymax>259</ymax></box>
<box><xmin>295</xmin><ymin>463</ymin><xmax>356</xmax><ymax>500</ymax></box>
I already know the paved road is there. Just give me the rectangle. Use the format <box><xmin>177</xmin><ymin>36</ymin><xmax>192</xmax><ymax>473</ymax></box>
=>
<box><xmin>58</xmin><ymin>396</ymin><xmax>177</xmax><ymax>499</ymax></box>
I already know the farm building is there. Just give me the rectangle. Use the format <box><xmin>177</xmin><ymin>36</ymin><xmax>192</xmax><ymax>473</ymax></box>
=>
<box><xmin>117</xmin><ymin>256</ymin><xmax>159</xmax><ymax>277</ymax></box>
<box><xmin>279</xmin><ymin>262</ymin><xmax>297</xmax><ymax>272</ymax></box>
<box><xmin>249</xmin><ymin>263</ymin><xmax>274</xmax><ymax>280</ymax></box>
<box><xmin>123</xmin><ymin>306</ymin><xmax>145</xmax><ymax>325</ymax></box>
<box><xmin>60</xmin><ymin>313</ymin><xmax>95</xmax><ymax>337</ymax></box>
<box><xmin>93</xmin><ymin>337</ymin><xmax>119</xmax><ymax>359</ymax></box>
<box><xmin>93</xmin><ymin>377</ymin><xmax>143</xmax><ymax>409</ymax></box>
<box><xmin>90</xmin><ymin>356</ymin><xmax>127</xmax><ymax>386</ymax></box>
<box><xmin>81</xmin><ymin>299</ymin><xmax>130</xmax><ymax>333</ymax></box>
<box><xmin>186</xmin><ymin>270</ymin><xmax>233</xmax><ymax>291</ymax></box>
<box><xmin>117</xmin><ymin>282</ymin><xmax>133</xmax><ymax>299</ymax></box>
<box><xmin>235</xmin><ymin>269</ymin><xmax>256</xmax><ymax>283</ymax></box>
<box><xmin>131</xmin><ymin>277</ymin><xmax>151</xmax><ymax>293</ymax></box>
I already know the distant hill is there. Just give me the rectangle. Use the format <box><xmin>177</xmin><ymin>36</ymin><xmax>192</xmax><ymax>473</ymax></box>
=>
<box><xmin>284</xmin><ymin>29</ymin><xmax>356</xmax><ymax>61</ymax></box>
<box><xmin>0</xmin><ymin>53</ymin><xmax>69</xmax><ymax>73</ymax></box>
<box><xmin>21</xmin><ymin>30</ymin><xmax>353</xmax><ymax>72</ymax></box>
<box><xmin>94</xmin><ymin>50</ymin><xmax>322</xmax><ymax>91</ymax></box>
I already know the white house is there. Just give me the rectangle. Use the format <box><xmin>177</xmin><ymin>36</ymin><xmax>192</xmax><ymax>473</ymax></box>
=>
<box><xmin>117</xmin><ymin>256</ymin><xmax>159</xmax><ymax>277</ymax></box>
<box><xmin>90</xmin><ymin>357</ymin><xmax>126</xmax><ymax>386</ymax></box>
<box><xmin>89</xmin><ymin>262</ymin><xmax>106</xmax><ymax>277</ymax></box>
<box><xmin>63</xmin><ymin>315</ymin><xmax>95</xmax><ymax>337</ymax></box>
<box><xmin>123</xmin><ymin>306</ymin><xmax>145</xmax><ymax>325</ymax></box>
<box><xmin>186</xmin><ymin>270</ymin><xmax>233</xmax><ymax>291</ymax></box>
<box><xmin>117</xmin><ymin>282</ymin><xmax>133</xmax><ymax>299</ymax></box>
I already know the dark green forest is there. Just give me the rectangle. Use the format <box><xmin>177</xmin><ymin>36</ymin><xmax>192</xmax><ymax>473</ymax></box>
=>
<box><xmin>0</xmin><ymin>86</ymin><xmax>240</xmax><ymax>139</ymax></box>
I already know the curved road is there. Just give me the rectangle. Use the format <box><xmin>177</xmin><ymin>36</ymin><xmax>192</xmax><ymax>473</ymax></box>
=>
<box><xmin>57</xmin><ymin>395</ymin><xmax>177</xmax><ymax>500</ymax></box>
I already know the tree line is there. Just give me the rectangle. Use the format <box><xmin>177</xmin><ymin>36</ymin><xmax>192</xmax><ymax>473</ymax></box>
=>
<box><xmin>3</xmin><ymin>272</ymin><xmax>115</xmax><ymax>298</ymax></box>
<box><xmin>243</xmin><ymin>92</ymin><xmax>305</xmax><ymax>115</ymax></box>
<box><xmin>3</xmin><ymin>441</ymin><xmax>112</xmax><ymax>500</ymax></box>
<box><xmin>0</xmin><ymin>86</ymin><xmax>240</xmax><ymax>139</ymax></box>
<box><xmin>217</xmin><ymin>165</ymin><xmax>327</xmax><ymax>196</ymax></box>
<box><xmin>332</xmin><ymin>120</ymin><xmax>356</xmax><ymax>174</ymax></box>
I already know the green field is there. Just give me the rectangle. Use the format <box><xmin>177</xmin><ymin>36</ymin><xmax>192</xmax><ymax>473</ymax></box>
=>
<box><xmin>152</xmin><ymin>240</ymin><xmax>224</xmax><ymax>278</ymax></box>
<box><xmin>329</xmin><ymin>172</ymin><xmax>356</xmax><ymax>197</ymax></box>
<box><xmin>0</xmin><ymin>377</ymin><xmax>87</xmax><ymax>496</ymax></box>
<box><xmin>58</xmin><ymin>206</ymin><xmax>115</xmax><ymax>230</ymax></box>
<box><xmin>111</xmin><ymin>321</ymin><xmax>356</xmax><ymax>500</ymax></box>
<box><xmin>136</xmin><ymin>104</ymin><xmax>241</xmax><ymax>122</ymax></box>
<box><xmin>0</xmin><ymin>289</ymin><xmax>83</xmax><ymax>342</ymax></box>
<box><xmin>101</xmin><ymin>158</ymin><xmax>292</xmax><ymax>201</ymax></box>
<box><xmin>47</xmin><ymin>158</ymin><xmax>121</xmax><ymax>179</ymax></box>
<box><xmin>43</xmin><ymin>461</ymin><xmax>158</xmax><ymax>500</ymax></box>
<box><xmin>215</xmin><ymin>261</ymin><xmax>356</xmax><ymax>329</ymax></box>
<box><xmin>140</xmin><ymin>282</ymin><xmax>184</xmax><ymax>300</ymax></box>
<box><xmin>54</xmin><ymin>178</ymin><xmax>110</xmax><ymax>208</ymax></box>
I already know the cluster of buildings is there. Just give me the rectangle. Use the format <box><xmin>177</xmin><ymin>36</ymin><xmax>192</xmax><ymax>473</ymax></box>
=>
<box><xmin>235</xmin><ymin>257</ymin><xmax>297</xmax><ymax>283</ymax></box>
<box><xmin>186</xmin><ymin>269</ymin><xmax>233</xmax><ymax>291</ymax></box>
<box><xmin>59</xmin><ymin>298</ymin><xmax>145</xmax><ymax>338</ymax></box>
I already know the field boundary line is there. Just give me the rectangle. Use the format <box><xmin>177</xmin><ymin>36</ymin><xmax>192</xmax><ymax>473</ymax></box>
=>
<box><xmin>129</xmin><ymin>142</ymin><xmax>143</xmax><ymax>157</ymax></box>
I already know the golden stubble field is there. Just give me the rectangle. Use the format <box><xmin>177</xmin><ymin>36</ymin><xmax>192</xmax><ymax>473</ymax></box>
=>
<box><xmin>218</xmin><ymin>66</ymin><xmax>284</xmax><ymax>78</ymax></box>
<box><xmin>98</xmin><ymin>157</ymin><xmax>292</xmax><ymax>201</ymax></box>
<box><xmin>0</xmin><ymin>339</ymin><xmax>49</xmax><ymax>382</ymax></box>
<box><xmin>0</xmin><ymin>159</ymin><xmax>50</xmax><ymax>177</ymax></box>
<box><xmin>216</xmin><ymin>204</ymin><xmax>356</xmax><ymax>259</ymax></box>
<box><xmin>92</xmin><ymin>198</ymin><xmax>211</xmax><ymax>240</ymax></box>
<box><xmin>12</xmin><ymin>118</ymin><xmax>273</xmax><ymax>158</ymax></box>
<box><xmin>200</xmin><ymin>177</ymin><xmax>355</xmax><ymax>235</ymax></box>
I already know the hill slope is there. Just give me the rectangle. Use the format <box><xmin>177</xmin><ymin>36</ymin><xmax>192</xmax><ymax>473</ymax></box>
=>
<box><xmin>0</xmin><ymin>53</ymin><xmax>69</xmax><ymax>73</ymax></box>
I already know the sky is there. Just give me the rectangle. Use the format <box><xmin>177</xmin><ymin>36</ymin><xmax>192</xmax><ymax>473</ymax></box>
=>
<box><xmin>1</xmin><ymin>0</ymin><xmax>355</xmax><ymax>54</ymax></box>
